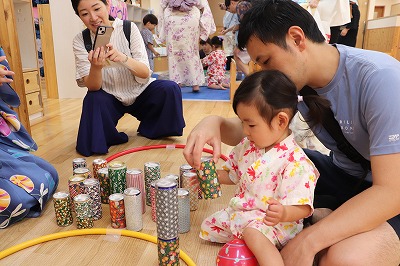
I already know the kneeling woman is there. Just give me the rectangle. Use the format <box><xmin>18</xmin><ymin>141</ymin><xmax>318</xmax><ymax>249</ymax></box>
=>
<box><xmin>71</xmin><ymin>0</ymin><xmax>186</xmax><ymax>157</ymax></box>
<box><xmin>0</xmin><ymin>53</ymin><xmax>58</xmax><ymax>228</ymax></box>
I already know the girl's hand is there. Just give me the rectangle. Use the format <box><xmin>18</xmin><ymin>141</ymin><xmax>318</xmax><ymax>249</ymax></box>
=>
<box><xmin>88</xmin><ymin>46</ymin><xmax>107</xmax><ymax>68</ymax></box>
<box><xmin>308</xmin><ymin>0</ymin><xmax>320</xmax><ymax>8</ymax></box>
<box><xmin>263</xmin><ymin>198</ymin><xmax>284</xmax><ymax>226</ymax></box>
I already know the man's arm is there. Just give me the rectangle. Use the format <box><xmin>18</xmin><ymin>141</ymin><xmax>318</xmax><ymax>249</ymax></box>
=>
<box><xmin>281</xmin><ymin>153</ymin><xmax>400</xmax><ymax>265</ymax></box>
<box><xmin>183</xmin><ymin>116</ymin><xmax>244</xmax><ymax>169</ymax></box>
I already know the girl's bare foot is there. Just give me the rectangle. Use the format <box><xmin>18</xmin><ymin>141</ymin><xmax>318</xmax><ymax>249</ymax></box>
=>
<box><xmin>192</xmin><ymin>85</ymin><xmax>200</xmax><ymax>92</ymax></box>
<box><xmin>219</xmin><ymin>84</ymin><xmax>228</xmax><ymax>90</ymax></box>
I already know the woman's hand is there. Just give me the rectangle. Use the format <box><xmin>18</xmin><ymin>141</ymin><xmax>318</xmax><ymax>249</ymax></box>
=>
<box><xmin>105</xmin><ymin>43</ymin><xmax>126</xmax><ymax>63</ymax></box>
<box><xmin>218</xmin><ymin>2</ymin><xmax>226</xmax><ymax>10</ymax></box>
<box><xmin>340</xmin><ymin>28</ymin><xmax>350</xmax><ymax>36</ymax></box>
<box><xmin>88</xmin><ymin>46</ymin><xmax>107</xmax><ymax>69</ymax></box>
<box><xmin>0</xmin><ymin>56</ymin><xmax>14</xmax><ymax>86</ymax></box>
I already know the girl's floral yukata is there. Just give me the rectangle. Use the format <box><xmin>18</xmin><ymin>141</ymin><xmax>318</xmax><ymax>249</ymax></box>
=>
<box><xmin>199</xmin><ymin>133</ymin><xmax>319</xmax><ymax>248</ymax></box>
<box><xmin>201</xmin><ymin>49</ymin><xmax>227</xmax><ymax>87</ymax></box>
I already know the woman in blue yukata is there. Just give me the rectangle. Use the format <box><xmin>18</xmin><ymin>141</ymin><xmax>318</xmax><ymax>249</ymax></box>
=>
<box><xmin>0</xmin><ymin>49</ymin><xmax>58</xmax><ymax>228</ymax></box>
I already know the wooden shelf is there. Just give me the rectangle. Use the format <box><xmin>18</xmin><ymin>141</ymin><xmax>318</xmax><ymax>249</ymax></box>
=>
<box><xmin>126</xmin><ymin>3</ymin><xmax>149</xmax><ymax>30</ymax></box>
<box><xmin>14</xmin><ymin>0</ymin><xmax>44</xmax><ymax>120</ymax></box>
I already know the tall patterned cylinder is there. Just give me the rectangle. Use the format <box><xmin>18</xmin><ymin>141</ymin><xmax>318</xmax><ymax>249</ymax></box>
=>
<box><xmin>73</xmin><ymin>167</ymin><xmax>92</xmax><ymax>179</ymax></box>
<box><xmin>68</xmin><ymin>175</ymin><xmax>85</xmax><ymax>211</ymax></box>
<box><xmin>109</xmin><ymin>193</ymin><xmax>126</xmax><ymax>229</ymax></box>
<box><xmin>178</xmin><ymin>188</ymin><xmax>190</xmax><ymax>234</ymax></box>
<box><xmin>124</xmin><ymin>188</ymin><xmax>143</xmax><ymax>231</ymax></box>
<box><xmin>164</xmin><ymin>174</ymin><xmax>180</xmax><ymax>187</ymax></box>
<box><xmin>97</xmin><ymin>168</ymin><xmax>110</xmax><ymax>204</ymax></box>
<box><xmin>158</xmin><ymin>237</ymin><xmax>180</xmax><ymax>266</ymax></box>
<box><xmin>179</xmin><ymin>164</ymin><xmax>193</xmax><ymax>188</ymax></box>
<box><xmin>181</xmin><ymin>172</ymin><xmax>199</xmax><ymax>211</ymax></box>
<box><xmin>92</xmin><ymin>158</ymin><xmax>107</xmax><ymax>179</ymax></box>
<box><xmin>108</xmin><ymin>161</ymin><xmax>127</xmax><ymax>194</ymax></box>
<box><xmin>197</xmin><ymin>156</ymin><xmax>222</xmax><ymax>199</ymax></box>
<box><xmin>156</xmin><ymin>179</ymin><xmax>178</xmax><ymax>240</ymax></box>
<box><xmin>144</xmin><ymin>162</ymin><xmax>161</xmax><ymax>206</ymax></box>
<box><xmin>72</xmin><ymin>158</ymin><xmax>87</xmax><ymax>171</ymax></box>
<box><xmin>83</xmin><ymin>178</ymin><xmax>102</xmax><ymax>220</ymax></box>
<box><xmin>126</xmin><ymin>169</ymin><xmax>146</xmax><ymax>213</ymax></box>
<box><xmin>53</xmin><ymin>191</ymin><xmax>73</xmax><ymax>227</ymax></box>
<box><xmin>150</xmin><ymin>181</ymin><xmax>157</xmax><ymax>222</ymax></box>
<box><xmin>180</xmin><ymin>164</ymin><xmax>202</xmax><ymax>199</ymax></box>
<box><xmin>74</xmin><ymin>194</ymin><xmax>93</xmax><ymax>229</ymax></box>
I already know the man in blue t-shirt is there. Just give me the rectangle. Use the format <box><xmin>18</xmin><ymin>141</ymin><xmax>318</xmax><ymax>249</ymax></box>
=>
<box><xmin>184</xmin><ymin>1</ymin><xmax>400</xmax><ymax>265</ymax></box>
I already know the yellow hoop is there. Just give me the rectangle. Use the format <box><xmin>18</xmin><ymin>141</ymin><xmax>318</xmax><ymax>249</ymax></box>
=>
<box><xmin>0</xmin><ymin>228</ymin><xmax>196</xmax><ymax>265</ymax></box>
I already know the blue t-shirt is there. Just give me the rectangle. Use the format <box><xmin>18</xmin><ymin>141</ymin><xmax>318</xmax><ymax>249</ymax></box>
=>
<box><xmin>298</xmin><ymin>44</ymin><xmax>400</xmax><ymax>180</ymax></box>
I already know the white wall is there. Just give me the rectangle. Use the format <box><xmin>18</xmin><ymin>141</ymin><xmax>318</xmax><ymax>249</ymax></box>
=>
<box><xmin>49</xmin><ymin>0</ymin><xmax>87</xmax><ymax>99</ymax></box>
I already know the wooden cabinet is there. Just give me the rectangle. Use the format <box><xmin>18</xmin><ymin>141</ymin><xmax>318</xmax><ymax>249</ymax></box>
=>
<box><xmin>13</xmin><ymin>0</ymin><xmax>44</xmax><ymax>120</ymax></box>
<box><xmin>154</xmin><ymin>56</ymin><xmax>168</xmax><ymax>73</ymax></box>
<box><xmin>23</xmin><ymin>69</ymin><xmax>43</xmax><ymax>117</ymax></box>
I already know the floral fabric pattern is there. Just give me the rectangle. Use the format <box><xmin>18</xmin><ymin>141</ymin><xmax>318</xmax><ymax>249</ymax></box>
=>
<box><xmin>0</xmin><ymin>99</ymin><xmax>58</xmax><ymax>228</ymax></box>
<box><xmin>200</xmin><ymin>134</ymin><xmax>319</xmax><ymax>247</ymax></box>
<box><xmin>159</xmin><ymin>0</ymin><xmax>215</xmax><ymax>86</ymax></box>
<box><xmin>202</xmin><ymin>49</ymin><xmax>227</xmax><ymax>86</ymax></box>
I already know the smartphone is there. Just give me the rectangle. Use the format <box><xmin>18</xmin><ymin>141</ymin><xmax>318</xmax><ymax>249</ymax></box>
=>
<box><xmin>93</xmin><ymin>26</ymin><xmax>114</xmax><ymax>51</ymax></box>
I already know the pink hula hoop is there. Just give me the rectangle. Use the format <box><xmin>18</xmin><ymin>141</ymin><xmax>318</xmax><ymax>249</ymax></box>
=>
<box><xmin>105</xmin><ymin>144</ymin><xmax>228</xmax><ymax>163</ymax></box>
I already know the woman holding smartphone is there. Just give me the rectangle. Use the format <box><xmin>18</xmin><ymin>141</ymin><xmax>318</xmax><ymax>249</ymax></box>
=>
<box><xmin>70</xmin><ymin>0</ymin><xmax>185</xmax><ymax>157</ymax></box>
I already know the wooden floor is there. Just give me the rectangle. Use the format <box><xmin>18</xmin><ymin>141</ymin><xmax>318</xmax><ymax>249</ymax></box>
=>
<box><xmin>0</xmin><ymin>98</ymin><xmax>238</xmax><ymax>265</ymax></box>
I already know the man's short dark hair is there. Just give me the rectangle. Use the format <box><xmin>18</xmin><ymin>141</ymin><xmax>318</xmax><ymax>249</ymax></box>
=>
<box><xmin>238</xmin><ymin>0</ymin><xmax>325</xmax><ymax>50</ymax></box>
<box><xmin>143</xmin><ymin>14</ymin><xmax>158</xmax><ymax>25</ymax></box>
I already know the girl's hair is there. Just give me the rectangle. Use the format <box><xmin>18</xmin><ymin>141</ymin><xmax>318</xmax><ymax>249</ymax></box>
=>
<box><xmin>211</xmin><ymin>36</ymin><xmax>223</xmax><ymax>48</ymax></box>
<box><xmin>233</xmin><ymin>70</ymin><xmax>330</xmax><ymax>128</ymax></box>
<box><xmin>200</xmin><ymin>38</ymin><xmax>212</xmax><ymax>46</ymax></box>
<box><xmin>71</xmin><ymin>0</ymin><xmax>108</xmax><ymax>16</ymax></box>
<box><xmin>238</xmin><ymin>0</ymin><xmax>325</xmax><ymax>51</ymax></box>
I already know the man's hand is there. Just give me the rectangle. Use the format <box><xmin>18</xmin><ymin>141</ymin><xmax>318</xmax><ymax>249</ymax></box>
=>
<box><xmin>183</xmin><ymin>116</ymin><xmax>223</xmax><ymax>169</ymax></box>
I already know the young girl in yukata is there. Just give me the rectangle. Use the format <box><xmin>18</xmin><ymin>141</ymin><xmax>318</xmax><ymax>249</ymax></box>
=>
<box><xmin>199</xmin><ymin>70</ymin><xmax>320</xmax><ymax>266</ymax></box>
<box><xmin>201</xmin><ymin>36</ymin><xmax>229</xmax><ymax>90</ymax></box>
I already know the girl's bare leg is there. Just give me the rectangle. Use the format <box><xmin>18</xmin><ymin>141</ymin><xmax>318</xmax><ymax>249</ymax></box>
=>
<box><xmin>242</xmin><ymin>227</ymin><xmax>284</xmax><ymax>266</ymax></box>
<box><xmin>208</xmin><ymin>83</ymin><xmax>227</xmax><ymax>90</ymax></box>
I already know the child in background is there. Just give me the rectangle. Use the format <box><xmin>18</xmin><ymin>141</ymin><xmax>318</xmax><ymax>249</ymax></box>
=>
<box><xmin>199</xmin><ymin>38</ymin><xmax>212</xmax><ymax>73</ymax></box>
<box><xmin>201</xmin><ymin>36</ymin><xmax>229</xmax><ymax>90</ymax></box>
<box><xmin>199</xmin><ymin>70</ymin><xmax>319</xmax><ymax>265</ymax></box>
<box><xmin>199</xmin><ymin>38</ymin><xmax>212</xmax><ymax>60</ymax></box>
<box><xmin>140</xmin><ymin>14</ymin><xmax>160</xmax><ymax>71</ymax></box>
